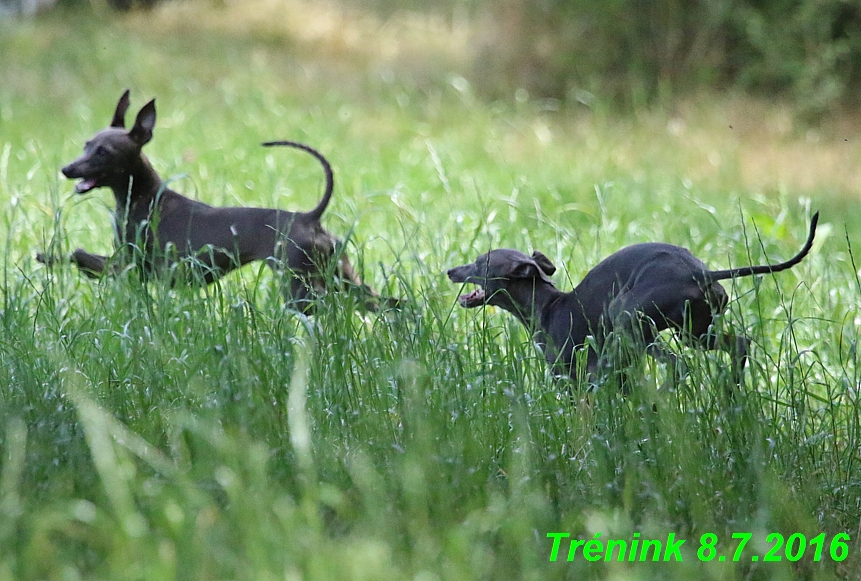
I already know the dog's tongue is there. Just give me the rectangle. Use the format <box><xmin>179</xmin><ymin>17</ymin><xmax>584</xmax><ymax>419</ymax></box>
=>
<box><xmin>458</xmin><ymin>288</ymin><xmax>486</xmax><ymax>307</ymax></box>
<box><xmin>75</xmin><ymin>179</ymin><xmax>97</xmax><ymax>193</ymax></box>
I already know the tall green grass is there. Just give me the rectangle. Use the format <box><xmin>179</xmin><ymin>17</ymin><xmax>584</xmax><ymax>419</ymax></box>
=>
<box><xmin>1</xmin><ymin>8</ymin><xmax>860</xmax><ymax>580</ymax></box>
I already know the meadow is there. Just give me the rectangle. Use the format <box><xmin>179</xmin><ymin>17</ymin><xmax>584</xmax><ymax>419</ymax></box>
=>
<box><xmin>2</xmin><ymin>3</ymin><xmax>861</xmax><ymax>579</ymax></box>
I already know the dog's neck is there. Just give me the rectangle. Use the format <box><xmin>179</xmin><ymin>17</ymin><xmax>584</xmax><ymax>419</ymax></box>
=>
<box><xmin>510</xmin><ymin>282</ymin><xmax>564</xmax><ymax>335</ymax></box>
<box><xmin>110</xmin><ymin>153</ymin><xmax>162</xmax><ymax>212</ymax></box>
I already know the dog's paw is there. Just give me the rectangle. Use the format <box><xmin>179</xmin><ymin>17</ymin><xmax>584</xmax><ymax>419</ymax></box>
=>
<box><xmin>364</xmin><ymin>293</ymin><xmax>407</xmax><ymax>314</ymax></box>
<box><xmin>382</xmin><ymin>295</ymin><xmax>406</xmax><ymax>310</ymax></box>
<box><xmin>35</xmin><ymin>252</ymin><xmax>54</xmax><ymax>266</ymax></box>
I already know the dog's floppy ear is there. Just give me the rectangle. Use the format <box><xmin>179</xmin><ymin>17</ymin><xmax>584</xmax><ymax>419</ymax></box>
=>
<box><xmin>128</xmin><ymin>99</ymin><xmax>156</xmax><ymax>146</ymax></box>
<box><xmin>510</xmin><ymin>252</ymin><xmax>555</xmax><ymax>282</ymax></box>
<box><xmin>509</xmin><ymin>259</ymin><xmax>540</xmax><ymax>279</ymax></box>
<box><xmin>111</xmin><ymin>89</ymin><xmax>131</xmax><ymax>128</ymax></box>
<box><xmin>531</xmin><ymin>250</ymin><xmax>557</xmax><ymax>276</ymax></box>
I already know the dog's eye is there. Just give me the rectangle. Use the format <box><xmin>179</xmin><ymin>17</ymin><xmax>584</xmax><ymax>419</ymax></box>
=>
<box><xmin>95</xmin><ymin>146</ymin><xmax>109</xmax><ymax>157</ymax></box>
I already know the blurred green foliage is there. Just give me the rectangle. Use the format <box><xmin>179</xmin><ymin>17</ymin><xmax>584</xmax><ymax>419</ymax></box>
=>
<box><xmin>46</xmin><ymin>0</ymin><xmax>861</xmax><ymax>114</ymax></box>
<box><xmin>364</xmin><ymin>0</ymin><xmax>861</xmax><ymax>116</ymax></box>
<box><xmin>2</xmin><ymin>7</ymin><xmax>860</xmax><ymax>580</ymax></box>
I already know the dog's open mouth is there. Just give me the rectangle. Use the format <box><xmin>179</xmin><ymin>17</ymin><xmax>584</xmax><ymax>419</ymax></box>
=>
<box><xmin>458</xmin><ymin>286</ymin><xmax>486</xmax><ymax>308</ymax></box>
<box><xmin>74</xmin><ymin>178</ymin><xmax>99</xmax><ymax>194</ymax></box>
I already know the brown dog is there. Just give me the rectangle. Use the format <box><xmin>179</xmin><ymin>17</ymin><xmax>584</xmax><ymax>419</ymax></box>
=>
<box><xmin>39</xmin><ymin>90</ymin><xmax>387</xmax><ymax>312</ymax></box>
<box><xmin>448</xmin><ymin>213</ymin><xmax>818</xmax><ymax>387</ymax></box>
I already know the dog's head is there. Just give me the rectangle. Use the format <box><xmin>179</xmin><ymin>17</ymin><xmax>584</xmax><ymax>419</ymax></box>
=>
<box><xmin>447</xmin><ymin>248</ymin><xmax>557</xmax><ymax>312</ymax></box>
<box><xmin>62</xmin><ymin>89</ymin><xmax>156</xmax><ymax>194</ymax></box>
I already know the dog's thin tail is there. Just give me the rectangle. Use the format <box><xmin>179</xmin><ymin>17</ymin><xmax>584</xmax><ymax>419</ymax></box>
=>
<box><xmin>706</xmin><ymin>211</ymin><xmax>819</xmax><ymax>281</ymax></box>
<box><xmin>261</xmin><ymin>140</ymin><xmax>333</xmax><ymax>221</ymax></box>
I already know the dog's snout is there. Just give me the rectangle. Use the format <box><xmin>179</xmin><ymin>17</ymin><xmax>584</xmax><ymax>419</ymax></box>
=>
<box><xmin>447</xmin><ymin>265</ymin><xmax>470</xmax><ymax>282</ymax></box>
<box><xmin>61</xmin><ymin>163</ymin><xmax>78</xmax><ymax>178</ymax></box>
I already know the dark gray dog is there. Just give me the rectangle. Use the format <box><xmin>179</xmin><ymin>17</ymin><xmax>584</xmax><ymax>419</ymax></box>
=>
<box><xmin>448</xmin><ymin>213</ymin><xmax>818</xmax><ymax>386</ymax></box>
<box><xmin>39</xmin><ymin>90</ymin><xmax>384</xmax><ymax>311</ymax></box>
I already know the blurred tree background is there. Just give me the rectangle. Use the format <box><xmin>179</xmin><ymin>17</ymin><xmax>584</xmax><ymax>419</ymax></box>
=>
<box><xmin>4</xmin><ymin>0</ymin><xmax>860</xmax><ymax>118</ymax></box>
<box><xmin>407</xmin><ymin>0</ymin><xmax>861</xmax><ymax>118</ymax></box>
<box><xmin>468</xmin><ymin>0</ymin><xmax>861</xmax><ymax>118</ymax></box>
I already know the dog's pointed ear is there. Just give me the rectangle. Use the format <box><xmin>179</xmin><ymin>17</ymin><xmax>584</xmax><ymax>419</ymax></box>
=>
<box><xmin>531</xmin><ymin>250</ymin><xmax>557</xmax><ymax>276</ymax></box>
<box><xmin>111</xmin><ymin>89</ymin><xmax>131</xmax><ymax>128</ymax></box>
<box><xmin>128</xmin><ymin>99</ymin><xmax>156</xmax><ymax>146</ymax></box>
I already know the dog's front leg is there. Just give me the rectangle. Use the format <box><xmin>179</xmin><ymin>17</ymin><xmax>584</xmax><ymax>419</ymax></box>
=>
<box><xmin>70</xmin><ymin>249</ymin><xmax>110</xmax><ymax>278</ymax></box>
<box><xmin>37</xmin><ymin>249</ymin><xmax>108</xmax><ymax>278</ymax></box>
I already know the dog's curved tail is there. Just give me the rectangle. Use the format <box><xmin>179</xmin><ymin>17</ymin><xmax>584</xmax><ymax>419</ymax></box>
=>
<box><xmin>261</xmin><ymin>140</ymin><xmax>333</xmax><ymax>221</ymax></box>
<box><xmin>707</xmin><ymin>211</ymin><xmax>819</xmax><ymax>281</ymax></box>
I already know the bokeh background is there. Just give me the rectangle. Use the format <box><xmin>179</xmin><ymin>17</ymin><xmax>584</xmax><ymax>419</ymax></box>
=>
<box><xmin>2</xmin><ymin>2</ymin><xmax>861</xmax><ymax>580</ymax></box>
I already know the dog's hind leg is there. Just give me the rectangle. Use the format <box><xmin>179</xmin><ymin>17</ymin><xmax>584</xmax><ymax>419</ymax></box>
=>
<box><xmin>693</xmin><ymin>330</ymin><xmax>751</xmax><ymax>388</ymax></box>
